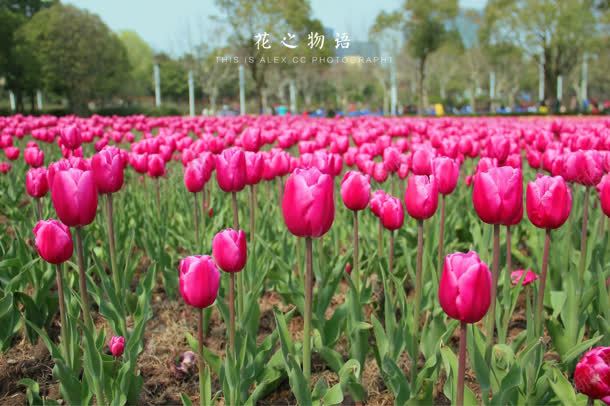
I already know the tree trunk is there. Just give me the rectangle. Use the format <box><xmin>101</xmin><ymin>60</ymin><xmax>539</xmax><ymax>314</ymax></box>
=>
<box><xmin>418</xmin><ymin>57</ymin><xmax>426</xmax><ymax>115</ymax></box>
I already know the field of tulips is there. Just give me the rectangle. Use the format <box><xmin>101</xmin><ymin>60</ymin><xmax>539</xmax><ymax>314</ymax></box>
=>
<box><xmin>0</xmin><ymin>114</ymin><xmax>610</xmax><ymax>405</ymax></box>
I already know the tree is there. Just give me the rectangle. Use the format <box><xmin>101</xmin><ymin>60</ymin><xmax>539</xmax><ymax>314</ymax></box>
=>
<box><xmin>17</xmin><ymin>4</ymin><xmax>130</xmax><ymax>114</ymax></box>
<box><xmin>0</xmin><ymin>0</ymin><xmax>54</xmax><ymax>112</ymax></box>
<box><xmin>482</xmin><ymin>0</ymin><xmax>598</xmax><ymax>103</ymax></box>
<box><xmin>154</xmin><ymin>53</ymin><xmax>188</xmax><ymax>102</ymax></box>
<box><xmin>119</xmin><ymin>30</ymin><xmax>154</xmax><ymax>99</ymax></box>
<box><xmin>214</xmin><ymin>0</ymin><xmax>327</xmax><ymax>113</ymax></box>
<box><xmin>372</xmin><ymin>0</ymin><xmax>459</xmax><ymax>113</ymax></box>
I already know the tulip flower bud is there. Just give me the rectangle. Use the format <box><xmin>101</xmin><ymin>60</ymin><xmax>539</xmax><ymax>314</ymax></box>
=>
<box><xmin>564</xmin><ymin>150</ymin><xmax>603</xmax><ymax>186</ymax></box>
<box><xmin>345</xmin><ymin>263</ymin><xmax>352</xmax><ymax>275</ymax></box>
<box><xmin>510</xmin><ymin>269</ymin><xmax>539</xmax><ymax>287</ymax></box>
<box><xmin>26</xmin><ymin>167</ymin><xmax>49</xmax><ymax>198</ymax></box>
<box><xmin>341</xmin><ymin>170</ymin><xmax>371</xmax><ymax>211</ymax></box>
<box><xmin>178</xmin><ymin>255</ymin><xmax>220</xmax><ymax>309</ymax></box>
<box><xmin>212</xmin><ymin>229</ymin><xmax>247</xmax><ymax>273</ymax></box>
<box><xmin>51</xmin><ymin>168</ymin><xmax>98</xmax><ymax>227</ymax></box>
<box><xmin>574</xmin><ymin>347</ymin><xmax>610</xmax><ymax>403</ymax></box>
<box><xmin>411</xmin><ymin>148</ymin><xmax>434</xmax><ymax>176</ymax></box>
<box><xmin>244</xmin><ymin>151</ymin><xmax>264</xmax><ymax>185</ymax></box>
<box><xmin>472</xmin><ymin>166</ymin><xmax>523</xmax><ymax>226</ymax></box>
<box><xmin>183</xmin><ymin>158</ymin><xmax>207</xmax><ymax>193</ymax></box>
<box><xmin>369</xmin><ymin>190</ymin><xmax>388</xmax><ymax>218</ymax></box>
<box><xmin>432</xmin><ymin>157</ymin><xmax>459</xmax><ymax>195</ymax></box>
<box><xmin>216</xmin><ymin>147</ymin><xmax>247</xmax><ymax>192</ymax></box>
<box><xmin>598</xmin><ymin>174</ymin><xmax>610</xmax><ymax>218</ymax></box>
<box><xmin>380</xmin><ymin>195</ymin><xmax>404</xmax><ymax>231</ymax></box>
<box><xmin>108</xmin><ymin>335</ymin><xmax>125</xmax><ymax>357</ymax></box>
<box><xmin>0</xmin><ymin>162</ymin><xmax>11</xmax><ymax>174</ymax></box>
<box><xmin>33</xmin><ymin>219</ymin><xmax>73</xmax><ymax>264</ymax></box>
<box><xmin>24</xmin><ymin>146</ymin><xmax>44</xmax><ymax>168</ymax></box>
<box><xmin>147</xmin><ymin>154</ymin><xmax>166</xmax><ymax>178</ymax></box>
<box><xmin>59</xmin><ymin>125</ymin><xmax>82</xmax><ymax>150</ymax></box>
<box><xmin>439</xmin><ymin>251</ymin><xmax>491</xmax><ymax>323</ymax></box>
<box><xmin>526</xmin><ymin>175</ymin><xmax>572</xmax><ymax>229</ymax></box>
<box><xmin>91</xmin><ymin>146</ymin><xmax>125</xmax><ymax>194</ymax></box>
<box><xmin>405</xmin><ymin>175</ymin><xmax>439</xmax><ymax>220</ymax></box>
<box><xmin>282</xmin><ymin>167</ymin><xmax>335</xmax><ymax>238</ymax></box>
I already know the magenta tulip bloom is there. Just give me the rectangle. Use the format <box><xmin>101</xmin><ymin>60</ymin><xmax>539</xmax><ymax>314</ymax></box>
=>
<box><xmin>26</xmin><ymin>167</ymin><xmax>49</xmax><ymax>198</ymax></box>
<box><xmin>108</xmin><ymin>336</ymin><xmax>125</xmax><ymax>357</ymax></box>
<box><xmin>369</xmin><ymin>189</ymin><xmax>387</xmax><ymax>217</ymax></box>
<box><xmin>183</xmin><ymin>159</ymin><xmax>207</xmax><ymax>193</ymax></box>
<box><xmin>244</xmin><ymin>151</ymin><xmax>264</xmax><ymax>185</ymax></box>
<box><xmin>4</xmin><ymin>146</ymin><xmax>20</xmax><ymax>161</ymax></box>
<box><xmin>379</xmin><ymin>195</ymin><xmax>404</xmax><ymax>231</ymax></box>
<box><xmin>147</xmin><ymin>154</ymin><xmax>166</xmax><ymax>178</ymax></box>
<box><xmin>59</xmin><ymin>125</ymin><xmax>82</xmax><ymax>150</ymax></box>
<box><xmin>129</xmin><ymin>153</ymin><xmax>149</xmax><ymax>174</ymax></box>
<box><xmin>526</xmin><ymin>175</ymin><xmax>572</xmax><ymax>229</ymax></box>
<box><xmin>178</xmin><ymin>255</ymin><xmax>221</xmax><ymax>309</ymax></box>
<box><xmin>91</xmin><ymin>147</ymin><xmax>125</xmax><ymax>194</ymax></box>
<box><xmin>51</xmin><ymin>169</ymin><xmax>98</xmax><ymax>227</ymax></box>
<box><xmin>216</xmin><ymin>147</ymin><xmax>247</xmax><ymax>192</ymax></box>
<box><xmin>212</xmin><ymin>228</ymin><xmax>247</xmax><ymax>272</ymax></box>
<box><xmin>241</xmin><ymin>128</ymin><xmax>261</xmax><ymax>151</ymax></box>
<box><xmin>432</xmin><ymin>157</ymin><xmax>459</xmax><ymax>195</ymax></box>
<box><xmin>282</xmin><ymin>167</ymin><xmax>335</xmax><ymax>238</ymax></box>
<box><xmin>598</xmin><ymin>174</ymin><xmax>610</xmax><ymax>218</ymax></box>
<box><xmin>439</xmin><ymin>251</ymin><xmax>491</xmax><ymax>323</ymax></box>
<box><xmin>510</xmin><ymin>269</ymin><xmax>539</xmax><ymax>287</ymax></box>
<box><xmin>411</xmin><ymin>149</ymin><xmax>433</xmax><ymax>176</ymax></box>
<box><xmin>564</xmin><ymin>150</ymin><xmax>603</xmax><ymax>186</ymax></box>
<box><xmin>472</xmin><ymin>166</ymin><xmax>523</xmax><ymax>226</ymax></box>
<box><xmin>574</xmin><ymin>347</ymin><xmax>610</xmax><ymax>403</ymax></box>
<box><xmin>405</xmin><ymin>175</ymin><xmax>439</xmax><ymax>220</ymax></box>
<box><xmin>341</xmin><ymin>170</ymin><xmax>371</xmax><ymax>211</ymax></box>
<box><xmin>0</xmin><ymin>162</ymin><xmax>11</xmax><ymax>174</ymax></box>
<box><xmin>33</xmin><ymin>219</ymin><xmax>73</xmax><ymax>264</ymax></box>
<box><xmin>24</xmin><ymin>147</ymin><xmax>44</xmax><ymax>168</ymax></box>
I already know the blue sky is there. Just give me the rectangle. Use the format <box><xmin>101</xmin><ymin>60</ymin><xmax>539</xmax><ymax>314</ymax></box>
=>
<box><xmin>65</xmin><ymin>0</ymin><xmax>487</xmax><ymax>55</ymax></box>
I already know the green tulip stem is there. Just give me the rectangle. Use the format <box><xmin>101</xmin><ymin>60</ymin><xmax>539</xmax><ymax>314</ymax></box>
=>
<box><xmin>438</xmin><ymin>194</ymin><xmax>446</xmax><ymax>282</ymax></box>
<box><xmin>486</xmin><ymin>224</ymin><xmax>500</xmax><ymax>352</ymax></box>
<box><xmin>55</xmin><ymin>263</ymin><xmax>69</xmax><ymax>362</ymax></box>
<box><xmin>578</xmin><ymin>186</ymin><xmax>590</xmax><ymax>289</ymax></box>
<box><xmin>411</xmin><ymin>219</ymin><xmax>424</xmax><ymax>384</ymax></box>
<box><xmin>35</xmin><ymin>197</ymin><xmax>43</xmax><ymax>220</ymax></box>
<box><xmin>249</xmin><ymin>184</ymin><xmax>256</xmax><ymax>249</ymax></box>
<box><xmin>231</xmin><ymin>191</ymin><xmax>244</xmax><ymax>324</ymax></box>
<box><xmin>193</xmin><ymin>192</ymin><xmax>200</xmax><ymax>248</ymax></box>
<box><xmin>229</xmin><ymin>272</ymin><xmax>236</xmax><ymax>354</ymax></box>
<box><xmin>75</xmin><ymin>227</ymin><xmax>94</xmax><ymax>330</ymax></box>
<box><xmin>388</xmin><ymin>230</ymin><xmax>394</xmax><ymax>274</ymax></box>
<box><xmin>303</xmin><ymin>236</ymin><xmax>313</xmax><ymax>382</ymax></box>
<box><xmin>353</xmin><ymin>210</ymin><xmax>360</xmax><ymax>292</ymax></box>
<box><xmin>198</xmin><ymin>307</ymin><xmax>208</xmax><ymax>406</ymax></box>
<box><xmin>535</xmin><ymin>229</ymin><xmax>551</xmax><ymax>336</ymax></box>
<box><xmin>456</xmin><ymin>321</ymin><xmax>467</xmax><ymax>406</ymax></box>
<box><xmin>377</xmin><ymin>219</ymin><xmax>383</xmax><ymax>257</ymax></box>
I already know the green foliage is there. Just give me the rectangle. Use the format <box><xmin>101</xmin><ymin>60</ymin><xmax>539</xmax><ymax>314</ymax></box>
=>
<box><xmin>119</xmin><ymin>30</ymin><xmax>154</xmax><ymax>98</ymax></box>
<box><xmin>16</xmin><ymin>4</ymin><xmax>130</xmax><ymax>113</ymax></box>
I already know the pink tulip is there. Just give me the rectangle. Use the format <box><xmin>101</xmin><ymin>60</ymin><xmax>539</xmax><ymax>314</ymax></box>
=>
<box><xmin>51</xmin><ymin>168</ymin><xmax>98</xmax><ymax>227</ymax></box>
<box><xmin>411</xmin><ymin>148</ymin><xmax>433</xmax><ymax>175</ymax></box>
<box><xmin>24</xmin><ymin>147</ymin><xmax>44</xmax><ymax>167</ymax></box>
<box><xmin>341</xmin><ymin>170</ymin><xmax>371</xmax><ymax>211</ymax></box>
<box><xmin>147</xmin><ymin>154</ymin><xmax>166</xmax><ymax>178</ymax></box>
<box><xmin>432</xmin><ymin>157</ymin><xmax>460</xmax><ymax>195</ymax></box>
<box><xmin>183</xmin><ymin>159</ymin><xmax>207</xmax><ymax>193</ymax></box>
<box><xmin>178</xmin><ymin>255</ymin><xmax>220</xmax><ymax>309</ymax></box>
<box><xmin>0</xmin><ymin>162</ymin><xmax>11</xmax><ymax>174</ymax></box>
<box><xmin>26</xmin><ymin>167</ymin><xmax>49</xmax><ymax>198</ymax></box>
<box><xmin>59</xmin><ymin>125</ymin><xmax>82</xmax><ymax>150</ymax></box>
<box><xmin>216</xmin><ymin>147</ymin><xmax>246</xmax><ymax>192</ymax></box>
<box><xmin>439</xmin><ymin>251</ymin><xmax>491</xmax><ymax>323</ymax></box>
<box><xmin>212</xmin><ymin>229</ymin><xmax>247</xmax><ymax>273</ymax></box>
<box><xmin>380</xmin><ymin>195</ymin><xmax>404</xmax><ymax>231</ymax></box>
<box><xmin>526</xmin><ymin>175</ymin><xmax>572</xmax><ymax>229</ymax></box>
<box><xmin>244</xmin><ymin>151</ymin><xmax>264</xmax><ymax>185</ymax></box>
<box><xmin>282</xmin><ymin>167</ymin><xmax>334</xmax><ymax>238</ymax></box>
<box><xmin>598</xmin><ymin>174</ymin><xmax>610</xmax><ymax>217</ymax></box>
<box><xmin>4</xmin><ymin>146</ymin><xmax>20</xmax><ymax>161</ymax></box>
<box><xmin>564</xmin><ymin>150</ymin><xmax>603</xmax><ymax>186</ymax></box>
<box><xmin>33</xmin><ymin>219</ymin><xmax>73</xmax><ymax>264</ymax></box>
<box><xmin>369</xmin><ymin>189</ymin><xmax>388</xmax><ymax>217</ymax></box>
<box><xmin>510</xmin><ymin>269</ymin><xmax>539</xmax><ymax>287</ymax></box>
<box><xmin>405</xmin><ymin>175</ymin><xmax>439</xmax><ymax>220</ymax></box>
<box><xmin>91</xmin><ymin>147</ymin><xmax>125</xmax><ymax>194</ymax></box>
<box><xmin>472</xmin><ymin>166</ymin><xmax>523</xmax><ymax>226</ymax></box>
<box><xmin>108</xmin><ymin>336</ymin><xmax>125</xmax><ymax>357</ymax></box>
<box><xmin>574</xmin><ymin>347</ymin><xmax>610</xmax><ymax>403</ymax></box>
